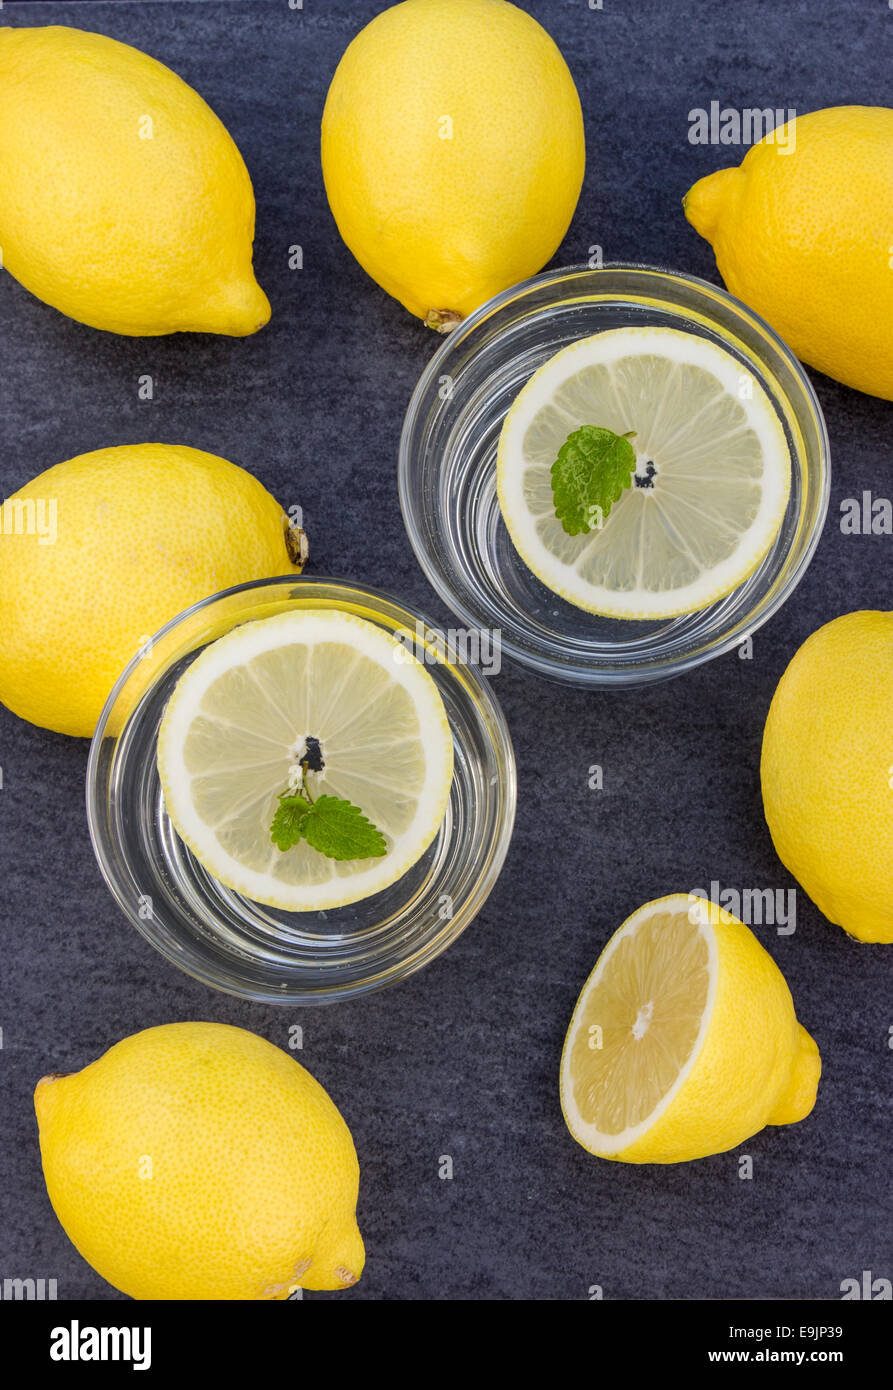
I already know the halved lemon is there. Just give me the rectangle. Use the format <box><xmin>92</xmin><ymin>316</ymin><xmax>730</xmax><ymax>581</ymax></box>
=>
<box><xmin>559</xmin><ymin>894</ymin><xmax>820</xmax><ymax>1163</ymax></box>
<box><xmin>497</xmin><ymin>326</ymin><xmax>791</xmax><ymax>618</ymax></box>
<box><xmin>157</xmin><ymin>610</ymin><xmax>454</xmax><ymax>911</ymax></box>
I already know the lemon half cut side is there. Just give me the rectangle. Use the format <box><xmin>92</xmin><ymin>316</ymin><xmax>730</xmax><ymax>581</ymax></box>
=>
<box><xmin>497</xmin><ymin>326</ymin><xmax>792</xmax><ymax>619</ymax></box>
<box><xmin>560</xmin><ymin>894</ymin><xmax>820</xmax><ymax>1163</ymax></box>
<box><xmin>157</xmin><ymin>609</ymin><xmax>454</xmax><ymax>911</ymax></box>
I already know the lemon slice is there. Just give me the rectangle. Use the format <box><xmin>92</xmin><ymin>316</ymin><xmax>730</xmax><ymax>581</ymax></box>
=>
<box><xmin>497</xmin><ymin>327</ymin><xmax>791</xmax><ymax>618</ymax></box>
<box><xmin>157</xmin><ymin>610</ymin><xmax>454</xmax><ymax>911</ymax></box>
<box><xmin>559</xmin><ymin>894</ymin><xmax>820</xmax><ymax>1163</ymax></box>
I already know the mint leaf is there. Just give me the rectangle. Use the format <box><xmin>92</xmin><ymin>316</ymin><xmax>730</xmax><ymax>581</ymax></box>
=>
<box><xmin>269</xmin><ymin>748</ymin><xmax>389</xmax><ymax>862</ymax></box>
<box><xmin>551</xmin><ymin>425</ymin><xmax>637</xmax><ymax>536</ymax></box>
<box><xmin>301</xmin><ymin>795</ymin><xmax>388</xmax><ymax>862</ymax></box>
<box><xmin>270</xmin><ymin>795</ymin><xmax>314</xmax><ymax>851</ymax></box>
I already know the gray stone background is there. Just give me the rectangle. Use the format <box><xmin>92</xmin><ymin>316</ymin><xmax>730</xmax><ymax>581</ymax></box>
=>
<box><xmin>1</xmin><ymin>0</ymin><xmax>891</xmax><ymax>1301</ymax></box>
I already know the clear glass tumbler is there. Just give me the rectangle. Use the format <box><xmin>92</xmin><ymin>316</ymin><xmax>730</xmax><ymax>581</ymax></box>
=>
<box><xmin>86</xmin><ymin>576</ymin><xmax>517</xmax><ymax>1004</ymax></box>
<box><xmin>399</xmin><ymin>263</ymin><xmax>830</xmax><ymax>686</ymax></box>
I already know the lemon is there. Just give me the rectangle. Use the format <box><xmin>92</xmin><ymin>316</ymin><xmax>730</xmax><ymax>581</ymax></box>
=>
<box><xmin>560</xmin><ymin>895</ymin><xmax>820</xmax><ymax>1163</ymax></box>
<box><xmin>35</xmin><ymin>1022</ymin><xmax>364</xmax><ymax>1299</ymax></box>
<box><xmin>497</xmin><ymin>327</ymin><xmax>791</xmax><ymax>618</ymax></box>
<box><xmin>0</xmin><ymin>444</ymin><xmax>306</xmax><ymax>738</ymax></box>
<box><xmin>684</xmin><ymin>106</ymin><xmax>893</xmax><ymax>401</ymax></box>
<box><xmin>0</xmin><ymin>26</ymin><xmax>269</xmax><ymax>336</ymax></box>
<box><xmin>157</xmin><ymin>609</ymin><xmax>454</xmax><ymax>911</ymax></box>
<box><xmin>761</xmin><ymin>611</ymin><xmax>893</xmax><ymax>944</ymax></box>
<box><xmin>321</xmin><ymin>0</ymin><xmax>584</xmax><ymax>330</ymax></box>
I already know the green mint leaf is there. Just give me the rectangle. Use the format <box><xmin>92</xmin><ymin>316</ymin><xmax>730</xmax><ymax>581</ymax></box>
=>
<box><xmin>551</xmin><ymin>425</ymin><xmax>637</xmax><ymax>536</ymax></box>
<box><xmin>270</xmin><ymin>795</ymin><xmax>314</xmax><ymax>851</ymax></box>
<box><xmin>301</xmin><ymin>795</ymin><xmax>388</xmax><ymax>862</ymax></box>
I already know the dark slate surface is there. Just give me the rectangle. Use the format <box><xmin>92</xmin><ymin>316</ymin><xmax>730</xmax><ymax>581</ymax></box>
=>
<box><xmin>1</xmin><ymin>0</ymin><xmax>891</xmax><ymax>1302</ymax></box>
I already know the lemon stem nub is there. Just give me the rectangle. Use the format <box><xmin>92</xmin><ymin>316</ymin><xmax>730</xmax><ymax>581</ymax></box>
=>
<box><xmin>286</xmin><ymin>524</ymin><xmax>309</xmax><ymax>569</ymax></box>
<box><xmin>767</xmin><ymin>1024</ymin><xmax>821</xmax><ymax>1127</ymax></box>
<box><xmin>424</xmin><ymin>309</ymin><xmax>463</xmax><ymax>332</ymax></box>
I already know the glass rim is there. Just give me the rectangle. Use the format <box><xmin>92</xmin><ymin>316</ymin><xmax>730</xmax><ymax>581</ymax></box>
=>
<box><xmin>398</xmin><ymin>261</ymin><xmax>831</xmax><ymax>686</ymax></box>
<box><xmin>86</xmin><ymin>574</ymin><xmax>518</xmax><ymax>1004</ymax></box>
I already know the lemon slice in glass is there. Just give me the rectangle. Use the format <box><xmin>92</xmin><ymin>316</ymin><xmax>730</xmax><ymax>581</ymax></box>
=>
<box><xmin>497</xmin><ymin>326</ymin><xmax>791</xmax><ymax>618</ymax></box>
<box><xmin>157</xmin><ymin>609</ymin><xmax>454</xmax><ymax>911</ymax></box>
<box><xmin>559</xmin><ymin>894</ymin><xmax>820</xmax><ymax>1163</ymax></box>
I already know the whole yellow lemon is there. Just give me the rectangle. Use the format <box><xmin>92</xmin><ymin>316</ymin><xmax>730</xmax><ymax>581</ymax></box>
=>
<box><xmin>35</xmin><ymin>1023</ymin><xmax>364</xmax><ymax>1299</ymax></box>
<box><xmin>684</xmin><ymin>106</ymin><xmax>893</xmax><ymax>401</ymax></box>
<box><xmin>0</xmin><ymin>444</ymin><xmax>306</xmax><ymax>737</ymax></box>
<box><xmin>321</xmin><ymin>0</ymin><xmax>585</xmax><ymax>330</ymax></box>
<box><xmin>0</xmin><ymin>26</ymin><xmax>269</xmax><ymax>335</ymax></box>
<box><xmin>761</xmin><ymin>611</ymin><xmax>893</xmax><ymax>943</ymax></box>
